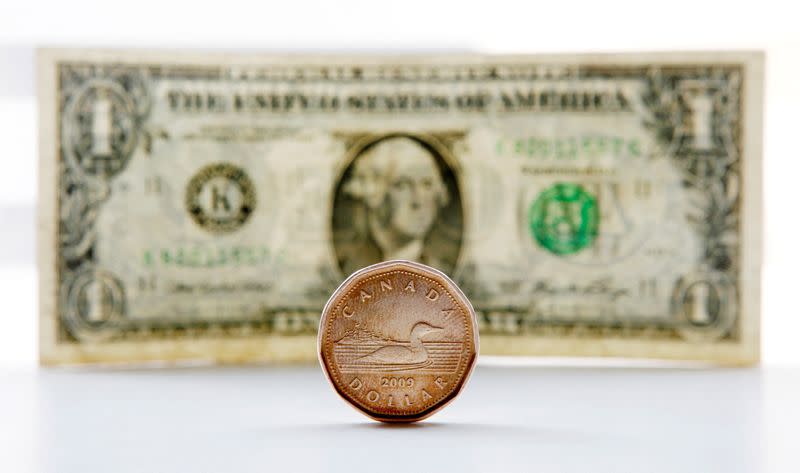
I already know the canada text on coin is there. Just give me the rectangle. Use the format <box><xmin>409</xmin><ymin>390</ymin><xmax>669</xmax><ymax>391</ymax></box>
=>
<box><xmin>318</xmin><ymin>260</ymin><xmax>478</xmax><ymax>422</ymax></box>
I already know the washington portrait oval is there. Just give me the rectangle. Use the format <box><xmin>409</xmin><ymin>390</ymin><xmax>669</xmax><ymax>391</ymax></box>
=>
<box><xmin>331</xmin><ymin>134</ymin><xmax>464</xmax><ymax>276</ymax></box>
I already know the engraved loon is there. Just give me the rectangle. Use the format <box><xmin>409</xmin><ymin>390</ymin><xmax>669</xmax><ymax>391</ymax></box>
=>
<box><xmin>357</xmin><ymin>322</ymin><xmax>443</xmax><ymax>365</ymax></box>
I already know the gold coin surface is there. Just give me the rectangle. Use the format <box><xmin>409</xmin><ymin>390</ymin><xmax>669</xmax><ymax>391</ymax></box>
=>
<box><xmin>319</xmin><ymin>260</ymin><xmax>478</xmax><ymax>422</ymax></box>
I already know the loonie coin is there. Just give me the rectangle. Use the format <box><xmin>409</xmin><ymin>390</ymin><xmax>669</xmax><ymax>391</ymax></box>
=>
<box><xmin>319</xmin><ymin>260</ymin><xmax>478</xmax><ymax>422</ymax></box>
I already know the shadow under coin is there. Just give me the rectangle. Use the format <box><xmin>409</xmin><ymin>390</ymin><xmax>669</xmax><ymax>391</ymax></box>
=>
<box><xmin>252</xmin><ymin>421</ymin><xmax>599</xmax><ymax>445</ymax></box>
<box><xmin>355</xmin><ymin>421</ymin><xmax>596</xmax><ymax>442</ymax></box>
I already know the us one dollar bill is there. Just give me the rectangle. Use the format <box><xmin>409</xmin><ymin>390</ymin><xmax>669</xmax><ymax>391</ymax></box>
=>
<box><xmin>38</xmin><ymin>49</ymin><xmax>763</xmax><ymax>365</ymax></box>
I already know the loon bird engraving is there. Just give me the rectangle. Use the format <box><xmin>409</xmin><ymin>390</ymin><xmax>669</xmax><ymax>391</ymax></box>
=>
<box><xmin>357</xmin><ymin>322</ymin><xmax>443</xmax><ymax>365</ymax></box>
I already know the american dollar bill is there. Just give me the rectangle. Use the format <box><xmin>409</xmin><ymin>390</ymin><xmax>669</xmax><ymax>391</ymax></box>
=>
<box><xmin>38</xmin><ymin>49</ymin><xmax>763</xmax><ymax>365</ymax></box>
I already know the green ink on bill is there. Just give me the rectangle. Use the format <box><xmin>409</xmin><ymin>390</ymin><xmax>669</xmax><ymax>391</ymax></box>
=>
<box><xmin>529</xmin><ymin>182</ymin><xmax>599</xmax><ymax>255</ymax></box>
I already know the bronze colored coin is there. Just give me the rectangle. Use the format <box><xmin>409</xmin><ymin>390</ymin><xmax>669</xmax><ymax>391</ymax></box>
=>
<box><xmin>319</xmin><ymin>260</ymin><xmax>478</xmax><ymax>422</ymax></box>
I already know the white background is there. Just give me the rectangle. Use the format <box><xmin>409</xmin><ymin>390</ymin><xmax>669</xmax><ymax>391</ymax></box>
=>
<box><xmin>0</xmin><ymin>0</ymin><xmax>798</xmax><ymax>366</ymax></box>
<box><xmin>1</xmin><ymin>3</ymin><xmax>799</xmax><ymax>472</ymax></box>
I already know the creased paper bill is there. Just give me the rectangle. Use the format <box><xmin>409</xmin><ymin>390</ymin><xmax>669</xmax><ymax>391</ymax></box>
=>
<box><xmin>38</xmin><ymin>49</ymin><xmax>763</xmax><ymax>365</ymax></box>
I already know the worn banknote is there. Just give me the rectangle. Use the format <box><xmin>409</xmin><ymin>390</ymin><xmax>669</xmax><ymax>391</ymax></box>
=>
<box><xmin>38</xmin><ymin>49</ymin><xmax>763</xmax><ymax>365</ymax></box>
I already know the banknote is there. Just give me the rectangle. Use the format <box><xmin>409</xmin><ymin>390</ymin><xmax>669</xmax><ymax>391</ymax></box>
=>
<box><xmin>37</xmin><ymin>49</ymin><xmax>763</xmax><ymax>365</ymax></box>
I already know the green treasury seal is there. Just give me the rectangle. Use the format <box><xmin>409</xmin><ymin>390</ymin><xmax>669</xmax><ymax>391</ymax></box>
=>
<box><xmin>529</xmin><ymin>182</ymin><xmax>599</xmax><ymax>255</ymax></box>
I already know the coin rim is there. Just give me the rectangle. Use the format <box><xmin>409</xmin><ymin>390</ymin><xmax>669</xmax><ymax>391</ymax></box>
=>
<box><xmin>318</xmin><ymin>259</ymin><xmax>479</xmax><ymax>422</ymax></box>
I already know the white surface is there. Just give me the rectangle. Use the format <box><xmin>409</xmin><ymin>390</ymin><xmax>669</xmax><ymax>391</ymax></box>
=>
<box><xmin>1</xmin><ymin>364</ymin><xmax>797</xmax><ymax>472</ymax></box>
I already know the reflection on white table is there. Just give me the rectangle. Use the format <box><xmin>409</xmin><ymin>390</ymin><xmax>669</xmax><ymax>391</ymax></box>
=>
<box><xmin>2</xmin><ymin>362</ymin><xmax>798</xmax><ymax>473</ymax></box>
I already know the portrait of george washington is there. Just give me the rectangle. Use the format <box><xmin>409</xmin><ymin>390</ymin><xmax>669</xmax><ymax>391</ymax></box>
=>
<box><xmin>331</xmin><ymin>134</ymin><xmax>463</xmax><ymax>276</ymax></box>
